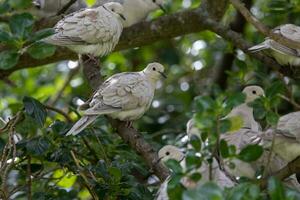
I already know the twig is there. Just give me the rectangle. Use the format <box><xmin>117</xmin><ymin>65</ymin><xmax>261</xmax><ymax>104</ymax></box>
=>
<box><xmin>82</xmin><ymin>137</ymin><xmax>100</xmax><ymax>161</ymax></box>
<box><xmin>278</xmin><ymin>94</ymin><xmax>300</xmax><ymax>110</ymax></box>
<box><xmin>27</xmin><ymin>156</ymin><xmax>32</xmax><ymax>200</ymax></box>
<box><xmin>43</xmin><ymin>104</ymin><xmax>72</xmax><ymax>122</ymax></box>
<box><xmin>70</xmin><ymin>150</ymin><xmax>98</xmax><ymax>200</ymax></box>
<box><xmin>230</xmin><ymin>0</ymin><xmax>300</xmax><ymax>50</ymax></box>
<box><xmin>56</xmin><ymin>0</ymin><xmax>78</xmax><ymax>16</ymax></box>
<box><xmin>48</xmin><ymin>66</ymin><xmax>80</xmax><ymax>106</ymax></box>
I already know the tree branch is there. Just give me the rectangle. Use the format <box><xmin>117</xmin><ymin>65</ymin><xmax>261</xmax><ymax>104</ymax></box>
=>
<box><xmin>230</xmin><ymin>0</ymin><xmax>300</xmax><ymax>50</ymax></box>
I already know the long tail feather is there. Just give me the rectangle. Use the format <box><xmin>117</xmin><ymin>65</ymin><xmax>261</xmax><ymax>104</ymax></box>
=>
<box><xmin>66</xmin><ymin>115</ymin><xmax>98</xmax><ymax>136</ymax></box>
<box><xmin>248</xmin><ymin>42</ymin><xmax>269</xmax><ymax>52</ymax></box>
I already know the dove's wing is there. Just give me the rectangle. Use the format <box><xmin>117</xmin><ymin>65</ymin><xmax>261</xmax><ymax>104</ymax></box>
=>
<box><xmin>84</xmin><ymin>72</ymin><xmax>153</xmax><ymax>115</ymax></box>
<box><xmin>278</xmin><ymin>24</ymin><xmax>300</xmax><ymax>43</ymax></box>
<box><xmin>44</xmin><ymin>6</ymin><xmax>121</xmax><ymax>46</ymax></box>
<box><xmin>278</xmin><ymin>112</ymin><xmax>300</xmax><ymax>140</ymax></box>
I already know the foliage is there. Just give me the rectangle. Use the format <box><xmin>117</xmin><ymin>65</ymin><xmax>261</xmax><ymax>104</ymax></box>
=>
<box><xmin>1</xmin><ymin>0</ymin><xmax>300</xmax><ymax>199</ymax></box>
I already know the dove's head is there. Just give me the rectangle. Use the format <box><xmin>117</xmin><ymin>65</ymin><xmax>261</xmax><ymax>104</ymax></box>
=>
<box><xmin>103</xmin><ymin>2</ymin><xmax>126</xmax><ymax>22</ymax></box>
<box><xmin>145</xmin><ymin>0</ymin><xmax>166</xmax><ymax>13</ymax></box>
<box><xmin>158</xmin><ymin>145</ymin><xmax>185</xmax><ymax>163</ymax></box>
<box><xmin>143</xmin><ymin>62</ymin><xmax>167</xmax><ymax>80</ymax></box>
<box><xmin>243</xmin><ymin>85</ymin><xmax>265</xmax><ymax>103</ymax></box>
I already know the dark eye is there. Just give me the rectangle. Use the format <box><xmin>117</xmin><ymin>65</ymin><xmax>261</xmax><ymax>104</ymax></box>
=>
<box><xmin>166</xmin><ymin>151</ymin><xmax>170</xmax><ymax>156</ymax></box>
<box><xmin>112</xmin><ymin>9</ymin><xmax>115</xmax><ymax>12</ymax></box>
<box><xmin>153</xmin><ymin>67</ymin><xmax>156</xmax><ymax>71</ymax></box>
<box><xmin>153</xmin><ymin>0</ymin><xmax>156</xmax><ymax>2</ymax></box>
<box><xmin>252</xmin><ymin>90</ymin><xmax>257</xmax><ymax>94</ymax></box>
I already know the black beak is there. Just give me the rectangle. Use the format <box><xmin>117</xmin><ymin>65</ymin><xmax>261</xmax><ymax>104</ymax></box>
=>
<box><xmin>158</xmin><ymin>4</ymin><xmax>166</xmax><ymax>13</ymax></box>
<box><xmin>159</xmin><ymin>72</ymin><xmax>167</xmax><ymax>79</ymax></box>
<box><xmin>119</xmin><ymin>14</ymin><xmax>126</xmax><ymax>21</ymax></box>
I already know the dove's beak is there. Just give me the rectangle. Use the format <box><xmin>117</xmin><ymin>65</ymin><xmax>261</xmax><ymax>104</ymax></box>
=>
<box><xmin>157</xmin><ymin>4</ymin><xmax>166</xmax><ymax>13</ymax></box>
<box><xmin>119</xmin><ymin>14</ymin><xmax>126</xmax><ymax>21</ymax></box>
<box><xmin>159</xmin><ymin>72</ymin><xmax>167</xmax><ymax>79</ymax></box>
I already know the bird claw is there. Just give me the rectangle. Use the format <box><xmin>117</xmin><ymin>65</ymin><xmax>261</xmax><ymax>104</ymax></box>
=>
<box><xmin>125</xmin><ymin>121</ymin><xmax>133</xmax><ymax>128</ymax></box>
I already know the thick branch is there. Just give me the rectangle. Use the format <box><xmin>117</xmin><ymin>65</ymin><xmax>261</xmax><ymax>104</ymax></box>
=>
<box><xmin>80</xmin><ymin>55</ymin><xmax>170</xmax><ymax>181</ymax></box>
<box><xmin>260</xmin><ymin>156</ymin><xmax>300</xmax><ymax>189</ymax></box>
<box><xmin>230</xmin><ymin>0</ymin><xmax>300</xmax><ymax>50</ymax></box>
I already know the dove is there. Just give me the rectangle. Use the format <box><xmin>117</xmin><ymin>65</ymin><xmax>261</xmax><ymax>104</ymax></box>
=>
<box><xmin>249</xmin><ymin>24</ymin><xmax>300</xmax><ymax>66</ymax></box>
<box><xmin>66</xmin><ymin>62</ymin><xmax>166</xmax><ymax>136</ymax></box>
<box><xmin>43</xmin><ymin>2</ymin><xmax>126</xmax><ymax>57</ymax></box>
<box><xmin>221</xmin><ymin>86</ymin><xmax>265</xmax><ymax>178</ymax></box>
<box><xmin>156</xmin><ymin>145</ymin><xmax>234</xmax><ymax>200</ymax></box>
<box><xmin>31</xmin><ymin>0</ymin><xmax>85</xmax><ymax>17</ymax></box>
<box><xmin>93</xmin><ymin>0</ymin><xmax>166</xmax><ymax>27</ymax></box>
<box><xmin>32</xmin><ymin>0</ymin><xmax>165</xmax><ymax>27</ymax></box>
<box><xmin>277</xmin><ymin>111</ymin><xmax>300</xmax><ymax>142</ymax></box>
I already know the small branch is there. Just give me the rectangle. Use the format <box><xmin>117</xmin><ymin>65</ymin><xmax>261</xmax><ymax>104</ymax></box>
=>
<box><xmin>43</xmin><ymin>104</ymin><xmax>72</xmax><ymax>122</ymax></box>
<box><xmin>278</xmin><ymin>94</ymin><xmax>300</xmax><ymax>110</ymax></box>
<box><xmin>230</xmin><ymin>0</ymin><xmax>300</xmax><ymax>50</ymax></box>
<box><xmin>48</xmin><ymin>66</ymin><xmax>80</xmax><ymax>106</ymax></box>
<box><xmin>260</xmin><ymin>156</ymin><xmax>300</xmax><ymax>189</ymax></box>
<box><xmin>70</xmin><ymin>150</ymin><xmax>98</xmax><ymax>200</ymax></box>
<box><xmin>27</xmin><ymin>156</ymin><xmax>32</xmax><ymax>200</ymax></box>
<box><xmin>56</xmin><ymin>0</ymin><xmax>78</xmax><ymax>16</ymax></box>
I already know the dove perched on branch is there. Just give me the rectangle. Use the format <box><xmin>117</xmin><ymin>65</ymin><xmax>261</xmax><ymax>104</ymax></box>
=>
<box><xmin>43</xmin><ymin>2</ymin><xmax>126</xmax><ymax>57</ymax></box>
<box><xmin>249</xmin><ymin>24</ymin><xmax>300</xmax><ymax>66</ymax></box>
<box><xmin>66</xmin><ymin>62</ymin><xmax>166</xmax><ymax>136</ymax></box>
<box><xmin>32</xmin><ymin>0</ymin><xmax>166</xmax><ymax>27</ymax></box>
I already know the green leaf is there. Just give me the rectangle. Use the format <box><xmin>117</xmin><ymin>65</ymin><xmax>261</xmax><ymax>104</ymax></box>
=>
<box><xmin>109</xmin><ymin>167</ymin><xmax>122</xmax><ymax>183</ymax></box>
<box><xmin>27</xmin><ymin>42</ymin><xmax>56</xmax><ymax>59</ymax></box>
<box><xmin>30</xmin><ymin>28</ymin><xmax>55</xmax><ymax>42</ymax></box>
<box><xmin>189</xmin><ymin>134</ymin><xmax>202</xmax><ymax>151</ymax></box>
<box><xmin>220</xmin><ymin>139</ymin><xmax>229</xmax><ymax>158</ymax></box>
<box><xmin>9</xmin><ymin>13</ymin><xmax>34</xmax><ymax>39</ymax></box>
<box><xmin>183</xmin><ymin>182</ymin><xmax>224</xmax><ymax>200</ymax></box>
<box><xmin>268</xmin><ymin>177</ymin><xmax>285</xmax><ymax>200</ymax></box>
<box><xmin>0</xmin><ymin>50</ymin><xmax>19</xmax><ymax>69</ymax></box>
<box><xmin>8</xmin><ymin>0</ymin><xmax>32</xmax><ymax>9</ymax></box>
<box><xmin>266</xmin><ymin>81</ymin><xmax>285</xmax><ymax>98</ymax></box>
<box><xmin>238</xmin><ymin>144</ymin><xmax>263</xmax><ymax>162</ymax></box>
<box><xmin>165</xmin><ymin>159</ymin><xmax>183</xmax><ymax>174</ymax></box>
<box><xmin>23</xmin><ymin>96</ymin><xmax>47</xmax><ymax>127</ymax></box>
<box><xmin>26</xmin><ymin>137</ymin><xmax>50</xmax><ymax>156</ymax></box>
<box><xmin>85</xmin><ymin>0</ymin><xmax>97</xmax><ymax>7</ymax></box>
<box><xmin>266</xmin><ymin>111</ymin><xmax>279</xmax><ymax>126</ymax></box>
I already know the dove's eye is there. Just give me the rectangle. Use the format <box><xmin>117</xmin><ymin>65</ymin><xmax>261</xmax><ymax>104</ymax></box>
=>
<box><xmin>252</xmin><ymin>90</ymin><xmax>257</xmax><ymax>94</ymax></box>
<box><xmin>153</xmin><ymin>0</ymin><xmax>156</xmax><ymax>2</ymax></box>
<box><xmin>112</xmin><ymin>9</ymin><xmax>115</xmax><ymax>12</ymax></box>
<box><xmin>166</xmin><ymin>151</ymin><xmax>170</xmax><ymax>155</ymax></box>
<box><xmin>153</xmin><ymin>67</ymin><xmax>156</xmax><ymax>71</ymax></box>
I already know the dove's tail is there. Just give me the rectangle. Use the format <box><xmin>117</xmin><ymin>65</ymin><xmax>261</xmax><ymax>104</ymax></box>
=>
<box><xmin>248</xmin><ymin>42</ymin><xmax>269</xmax><ymax>52</ymax></box>
<box><xmin>66</xmin><ymin>115</ymin><xmax>98</xmax><ymax>136</ymax></box>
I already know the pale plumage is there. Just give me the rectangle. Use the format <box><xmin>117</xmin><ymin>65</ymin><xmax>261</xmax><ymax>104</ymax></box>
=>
<box><xmin>277</xmin><ymin>111</ymin><xmax>300</xmax><ymax>142</ymax></box>
<box><xmin>221</xmin><ymin>86</ymin><xmax>265</xmax><ymax>178</ymax></box>
<box><xmin>66</xmin><ymin>62</ymin><xmax>166</xmax><ymax>136</ymax></box>
<box><xmin>32</xmin><ymin>0</ymin><xmax>165</xmax><ymax>27</ymax></box>
<box><xmin>249</xmin><ymin>24</ymin><xmax>300</xmax><ymax>66</ymax></box>
<box><xmin>43</xmin><ymin>2</ymin><xmax>126</xmax><ymax>56</ymax></box>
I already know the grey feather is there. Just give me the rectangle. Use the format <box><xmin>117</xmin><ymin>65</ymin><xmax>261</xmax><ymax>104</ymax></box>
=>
<box><xmin>66</xmin><ymin>115</ymin><xmax>98</xmax><ymax>136</ymax></box>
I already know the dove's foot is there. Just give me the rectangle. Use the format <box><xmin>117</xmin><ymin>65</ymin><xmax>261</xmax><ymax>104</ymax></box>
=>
<box><xmin>87</xmin><ymin>54</ymin><xmax>100</xmax><ymax>65</ymax></box>
<box><xmin>125</xmin><ymin>121</ymin><xmax>133</xmax><ymax>128</ymax></box>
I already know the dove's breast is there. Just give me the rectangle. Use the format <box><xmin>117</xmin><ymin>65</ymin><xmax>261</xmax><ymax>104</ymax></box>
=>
<box><xmin>108</xmin><ymin>106</ymin><xmax>148</xmax><ymax>121</ymax></box>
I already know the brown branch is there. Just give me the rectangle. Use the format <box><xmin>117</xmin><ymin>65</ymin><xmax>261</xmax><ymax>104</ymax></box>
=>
<box><xmin>43</xmin><ymin>104</ymin><xmax>72</xmax><ymax>122</ymax></box>
<box><xmin>56</xmin><ymin>0</ymin><xmax>78</xmax><ymax>16</ymax></box>
<box><xmin>27</xmin><ymin>156</ymin><xmax>32</xmax><ymax>200</ymax></box>
<box><xmin>260</xmin><ymin>156</ymin><xmax>300</xmax><ymax>189</ymax></box>
<box><xmin>230</xmin><ymin>0</ymin><xmax>300</xmax><ymax>50</ymax></box>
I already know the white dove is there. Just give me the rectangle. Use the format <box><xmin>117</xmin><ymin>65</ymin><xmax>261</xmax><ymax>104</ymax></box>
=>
<box><xmin>32</xmin><ymin>0</ymin><xmax>165</xmax><ymax>27</ymax></box>
<box><xmin>277</xmin><ymin>111</ymin><xmax>300</xmax><ymax>142</ymax></box>
<box><xmin>43</xmin><ymin>2</ymin><xmax>126</xmax><ymax>57</ymax></box>
<box><xmin>66</xmin><ymin>62</ymin><xmax>166</xmax><ymax>136</ymax></box>
<box><xmin>249</xmin><ymin>24</ymin><xmax>300</xmax><ymax>66</ymax></box>
<box><xmin>93</xmin><ymin>0</ymin><xmax>166</xmax><ymax>27</ymax></box>
<box><xmin>156</xmin><ymin>145</ymin><xmax>234</xmax><ymax>200</ymax></box>
<box><xmin>221</xmin><ymin>86</ymin><xmax>265</xmax><ymax>178</ymax></box>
